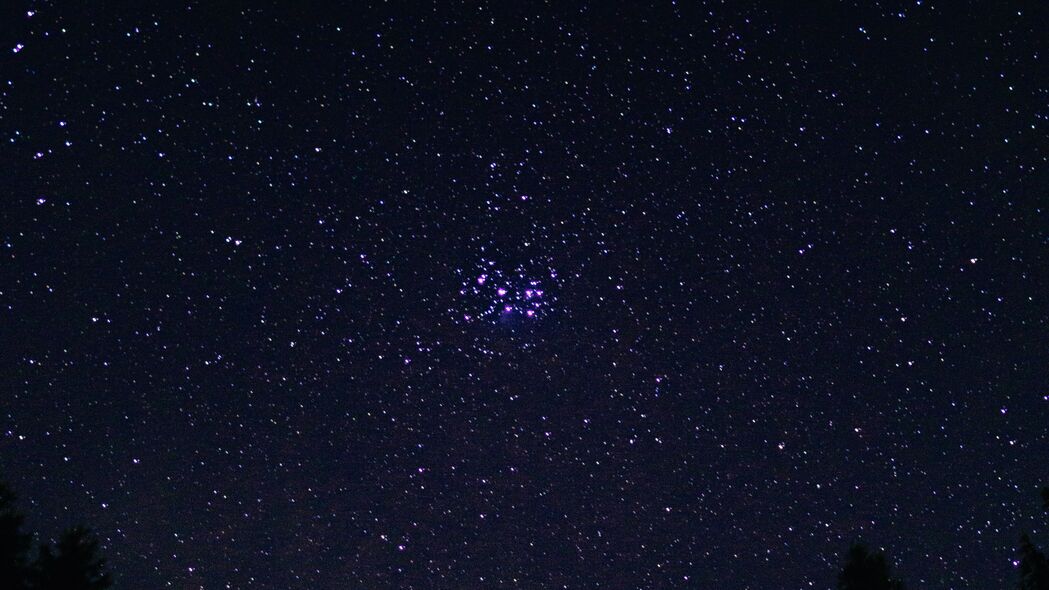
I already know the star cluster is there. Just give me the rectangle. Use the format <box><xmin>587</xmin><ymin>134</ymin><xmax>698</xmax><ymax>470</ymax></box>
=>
<box><xmin>456</xmin><ymin>260</ymin><xmax>557</xmax><ymax>323</ymax></box>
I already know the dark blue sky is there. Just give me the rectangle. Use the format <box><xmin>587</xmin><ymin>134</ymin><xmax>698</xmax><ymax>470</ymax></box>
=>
<box><xmin>3</xmin><ymin>1</ymin><xmax>1048</xmax><ymax>588</ymax></box>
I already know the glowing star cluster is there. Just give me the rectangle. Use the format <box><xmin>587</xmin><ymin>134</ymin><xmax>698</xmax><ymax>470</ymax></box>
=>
<box><xmin>455</xmin><ymin>261</ymin><xmax>556</xmax><ymax>322</ymax></box>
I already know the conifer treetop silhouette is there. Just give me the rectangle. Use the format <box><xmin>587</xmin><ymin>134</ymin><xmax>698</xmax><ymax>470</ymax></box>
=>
<box><xmin>0</xmin><ymin>482</ymin><xmax>32</xmax><ymax>590</ymax></box>
<box><xmin>32</xmin><ymin>526</ymin><xmax>113</xmax><ymax>590</ymax></box>
<box><xmin>1016</xmin><ymin>485</ymin><xmax>1049</xmax><ymax>590</ymax></box>
<box><xmin>0</xmin><ymin>478</ymin><xmax>113</xmax><ymax>590</ymax></box>
<box><xmin>837</xmin><ymin>543</ymin><xmax>905</xmax><ymax>590</ymax></box>
<box><xmin>1018</xmin><ymin>533</ymin><xmax>1049</xmax><ymax>590</ymax></box>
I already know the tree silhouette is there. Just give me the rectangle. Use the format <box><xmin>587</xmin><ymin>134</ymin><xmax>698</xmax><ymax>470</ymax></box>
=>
<box><xmin>838</xmin><ymin>543</ymin><xmax>905</xmax><ymax>590</ymax></box>
<box><xmin>0</xmin><ymin>478</ymin><xmax>113</xmax><ymax>590</ymax></box>
<box><xmin>0</xmin><ymin>483</ymin><xmax>32</xmax><ymax>590</ymax></box>
<box><xmin>1017</xmin><ymin>486</ymin><xmax>1049</xmax><ymax>590</ymax></box>
<box><xmin>1018</xmin><ymin>533</ymin><xmax>1049</xmax><ymax>590</ymax></box>
<box><xmin>31</xmin><ymin>527</ymin><xmax>112</xmax><ymax>590</ymax></box>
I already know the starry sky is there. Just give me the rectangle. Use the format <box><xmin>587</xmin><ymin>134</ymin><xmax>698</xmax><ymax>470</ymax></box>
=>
<box><xmin>2</xmin><ymin>1</ymin><xmax>1048</xmax><ymax>588</ymax></box>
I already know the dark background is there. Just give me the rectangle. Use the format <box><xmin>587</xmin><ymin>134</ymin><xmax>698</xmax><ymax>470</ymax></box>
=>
<box><xmin>2</xmin><ymin>1</ymin><xmax>1048</xmax><ymax>588</ymax></box>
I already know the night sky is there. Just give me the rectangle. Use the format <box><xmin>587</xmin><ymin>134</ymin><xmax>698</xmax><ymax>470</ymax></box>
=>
<box><xmin>3</xmin><ymin>1</ymin><xmax>1049</xmax><ymax>588</ymax></box>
